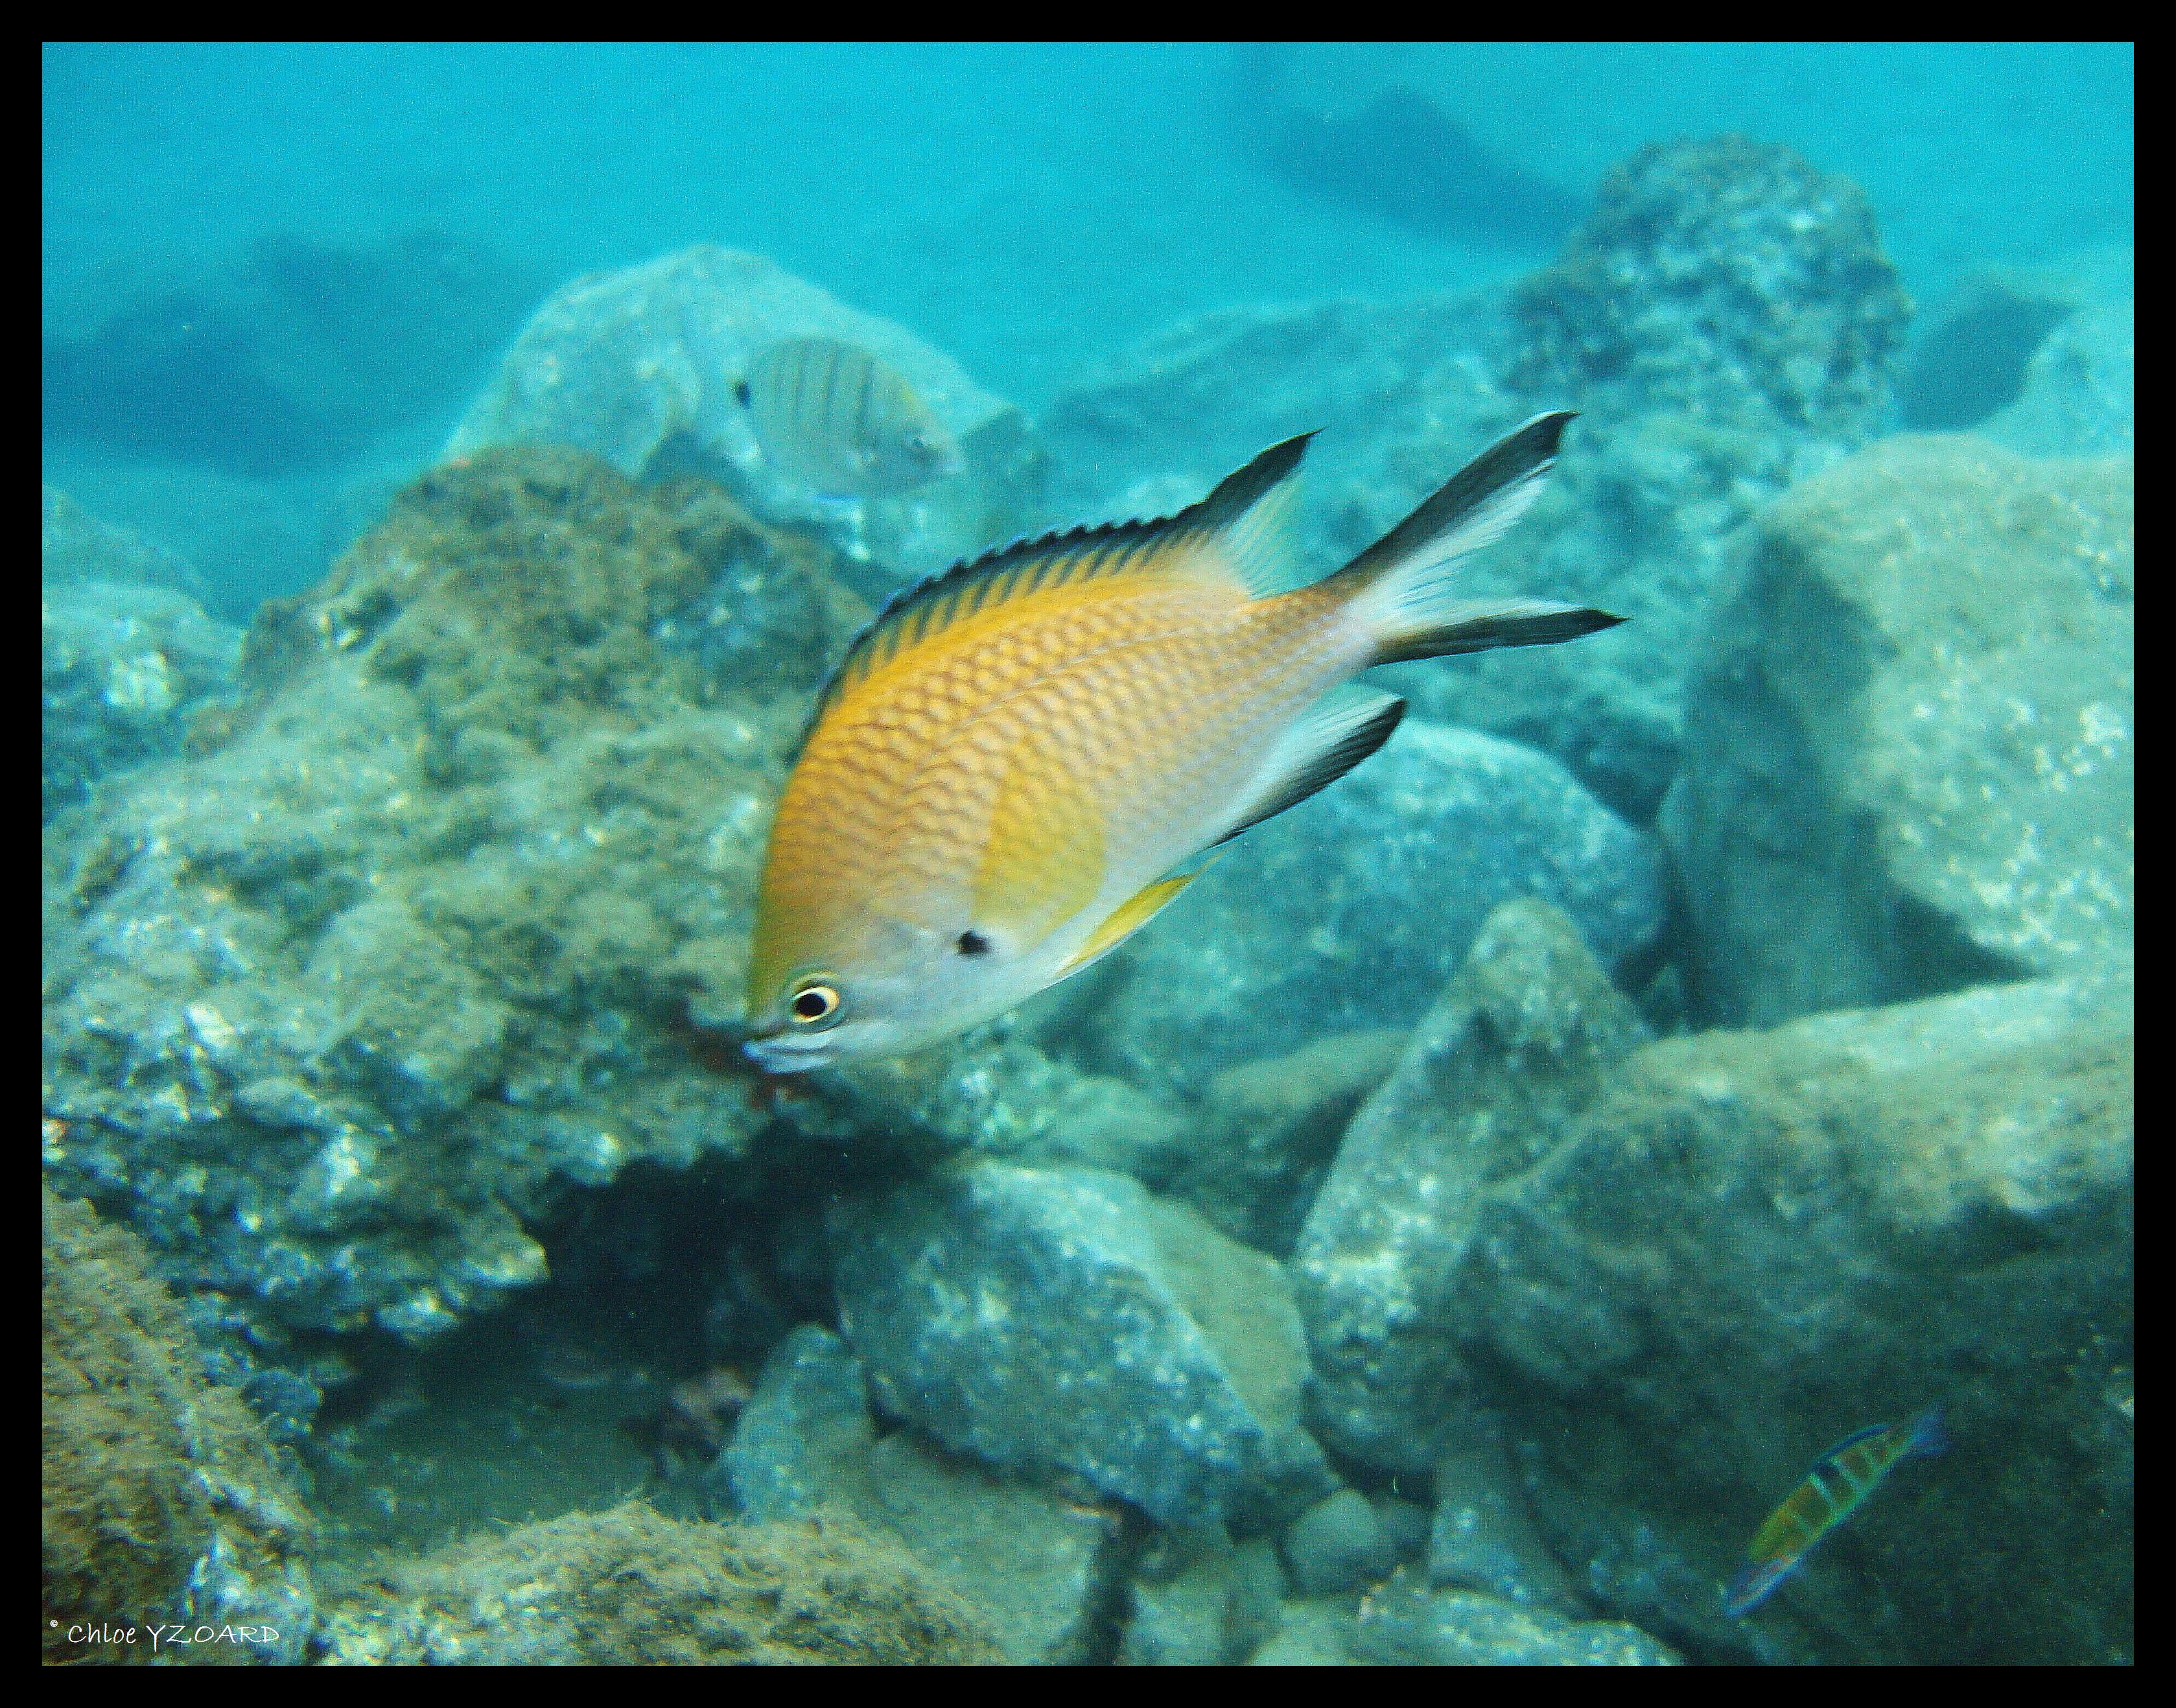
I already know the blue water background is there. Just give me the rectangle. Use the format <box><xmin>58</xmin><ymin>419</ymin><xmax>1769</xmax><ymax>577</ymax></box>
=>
<box><xmin>46</xmin><ymin>41</ymin><xmax>2131</xmax><ymax>425</ymax></box>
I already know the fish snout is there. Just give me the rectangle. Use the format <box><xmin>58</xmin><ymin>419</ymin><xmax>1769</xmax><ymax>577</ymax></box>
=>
<box><xmin>741</xmin><ymin>1029</ymin><xmax>832</xmax><ymax>1075</ymax></box>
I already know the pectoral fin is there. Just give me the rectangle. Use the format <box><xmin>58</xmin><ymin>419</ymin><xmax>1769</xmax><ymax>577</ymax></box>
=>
<box><xmin>1055</xmin><ymin>871</ymin><xmax>1200</xmax><ymax>979</ymax></box>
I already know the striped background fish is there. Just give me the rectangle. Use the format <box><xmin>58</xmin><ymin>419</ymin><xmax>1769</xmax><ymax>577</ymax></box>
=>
<box><xmin>736</xmin><ymin>336</ymin><xmax>961</xmax><ymax>498</ymax></box>
<box><xmin>742</xmin><ymin>410</ymin><xmax>1618</xmax><ymax>1071</ymax></box>
<box><xmin>1725</xmin><ymin>1408</ymin><xmax>1948</xmax><ymax>1616</ymax></box>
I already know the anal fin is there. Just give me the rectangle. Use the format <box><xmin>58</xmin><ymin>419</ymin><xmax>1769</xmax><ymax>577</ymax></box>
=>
<box><xmin>1055</xmin><ymin>871</ymin><xmax>1200</xmax><ymax>979</ymax></box>
<box><xmin>1216</xmin><ymin>688</ymin><xmax>1406</xmax><ymax>846</ymax></box>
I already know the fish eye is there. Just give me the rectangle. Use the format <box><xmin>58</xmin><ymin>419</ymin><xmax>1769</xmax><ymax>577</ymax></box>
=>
<box><xmin>788</xmin><ymin>981</ymin><xmax>841</xmax><ymax>1026</ymax></box>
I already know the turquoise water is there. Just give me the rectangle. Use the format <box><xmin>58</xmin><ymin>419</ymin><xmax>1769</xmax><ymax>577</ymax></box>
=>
<box><xmin>43</xmin><ymin>43</ymin><xmax>2131</xmax><ymax>1666</ymax></box>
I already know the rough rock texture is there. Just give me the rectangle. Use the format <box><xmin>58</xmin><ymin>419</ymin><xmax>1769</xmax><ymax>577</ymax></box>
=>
<box><xmin>1295</xmin><ymin>900</ymin><xmax>1650</xmax><ymax>1473</ymax></box>
<box><xmin>713</xmin><ymin>1324</ymin><xmax>1127</xmax><ymax>1664</ymax></box>
<box><xmin>41</xmin><ymin>450</ymin><xmax>862</xmax><ymax>1398</ymax></box>
<box><xmin>1663</xmin><ymin>435</ymin><xmax>2133</xmax><ymax>1026</ymax></box>
<box><xmin>448</xmin><ymin>245</ymin><xmax>1047</xmax><ymax>583</ymax></box>
<box><xmin>43</xmin><ymin>578</ymin><xmax>241</xmax><ymax>821</ymax></box>
<box><xmin>1352</xmin><ymin>1572</ymin><xmax>1680</xmax><ymax>1665</ymax></box>
<box><xmin>1059</xmin><ymin>719</ymin><xmax>1664</xmax><ymax>1099</ymax></box>
<box><xmin>1985</xmin><ymin>296</ymin><xmax>2135</xmax><ymax>460</ymax></box>
<box><xmin>1282</xmin><ymin>1489</ymin><xmax>1398</xmax><ymax>1597</ymax></box>
<box><xmin>43</xmin><ymin>1189</ymin><xmax>314</xmax><ymax>1665</ymax></box>
<box><xmin>1457</xmin><ymin>970</ymin><xmax>2133</xmax><ymax>1665</ymax></box>
<box><xmin>833</xmin><ymin>1162</ymin><xmax>1332</xmax><ymax>1528</ymax></box>
<box><xmin>316</xmin><ymin>1501</ymin><xmax>1001</xmax><ymax>1664</ymax></box>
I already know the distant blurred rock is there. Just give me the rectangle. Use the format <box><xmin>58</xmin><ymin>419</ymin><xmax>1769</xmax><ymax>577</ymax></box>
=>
<box><xmin>1663</xmin><ymin>434</ymin><xmax>2133</xmax><ymax>1026</ymax></box>
<box><xmin>833</xmin><ymin>1161</ymin><xmax>1332</xmax><ymax>1528</ymax></box>
<box><xmin>42</xmin><ymin>230</ymin><xmax>541</xmax><ymax>478</ymax></box>
<box><xmin>1060</xmin><ymin>719</ymin><xmax>1664</xmax><ymax>1100</ymax></box>
<box><xmin>449</xmin><ymin>245</ymin><xmax>1047</xmax><ymax>583</ymax></box>
<box><xmin>1902</xmin><ymin>248</ymin><xmax>2133</xmax><ymax>458</ymax></box>
<box><xmin>42</xmin><ymin>484</ymin><xmax>207</xmax><ymax>600</ymax></box>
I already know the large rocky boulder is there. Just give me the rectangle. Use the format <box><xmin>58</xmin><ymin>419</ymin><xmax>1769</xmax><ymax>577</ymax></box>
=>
<box><xmin>832</xmin><ymin>1161</ymin><xmax>1331</xmax><ymax>1529</ymax></box>
<box><xmin>1297</xmin><ymin>898</ymin><xmax>2131</xmax><ymax>1663</ymax></box>
<box><xmin>41</xmin><ymin>451</ymin><xmax>861</xmax><ymax>1408</ymax></box>
<box><xmin>447</xmin><ymin>245</ymin><xmax>1047</xmax><ymax>584</ymax></box>
<box><xmin>1663</xmin><ymin>434</ymin><xmax>2133</xmax><ymax>1026</ymax></box>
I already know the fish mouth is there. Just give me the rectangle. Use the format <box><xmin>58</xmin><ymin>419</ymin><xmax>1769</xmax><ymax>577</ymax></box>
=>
<box><xmin>741</xmin><ymin>1031</ymin><xmax>832</xmax><ymax>1075</ymax></box>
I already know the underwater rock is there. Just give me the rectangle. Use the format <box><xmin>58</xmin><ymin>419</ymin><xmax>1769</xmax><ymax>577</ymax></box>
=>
<box><xmin>1250</xmin><ymin>1595</ymin><xmax>1365</xmax><ymax>1665</ymax></box>
<box><xmin>1663</xmin><ymin>434</ymin><xmax>2133</xmax><ymax>1025</ymax></box>
<box><xmin>1420</xmin><ymin>135</ymin><xmax>1912</xmax><ymax>816</ymax></box>
<box><xmin>316</xmin><ymin>1501</ymin><xmax>1001</xmax><ymax>1663</ymax></box>
<box><xmin>1902</xmin><ymin>248</ymin><xmax>2133</xmax><ymax>458</ymax></box>
<box><xmin>713</xmin><ymin>1325</ymin><xmax>877</xmax><ymax>1523</ymax></box>
<box><xmin>43</xmin><ymin>1189</ymin><xmax>314</xmax><ymax>1665</ymax></box>
<box><xmin>1060</xmin><ymin>718</ymin><xmax>1664</xmax><ymax>1100</ymax></box>
<box><xmin>1234</xmin><ymin>45</ymin><xmax>1585</xmax><ymax>247</ymax></box>
<box><xmin>1425</xmin><ymin>1438</ymin><xmax>1583</xmax><ymax>1615</ymax></box>
<box><xmin>43</xmin><ymin>230</ymin><xmax>543</xmax><ymax>479</ymax></box>
<box><xmin>41</xmin><ymin>450</ymin><xmax>868</xmax><ymax>1403</ymax></box>
<box><xmin>863</xmin><ymin>1433</ymin><xmax>1129</xmax><ymax>1666</ymax></box>
<box><xmin>1119</xmin><ymin>1525</ymin><xmax>1284</xmax><ymax>1666</ymax></box>
<box><xmin>1352</xmin><ymin>1571</ymin><xmax>1680</xmax><ymax>1665</ymax></box>
<box><xmin>1453</xmin><ymin>969</ymin><xmax>2132</xmax><ymax>1665</ymax></box>
<box><xmin>833</xmin><ymin>1161</ymin><xmax>1333</xmax><ymax>1529</ymax></box>
<box><xmin>42</xmin><ymin>578</ymin><xmax>240</xmax><ymax>822</ymax></box>
<box><xmin>712</xmin><ymin>1325</ymin><xmax>1126</xmax><ymax>1664</ymax></box>
<box><xmin>1282</xmin><ymin>1488</ymin><xmax>1398</xmax><ymax>1598</ymax></box>
<box><xmin>1294</xmin><ymin>900</ymin><xmax>1649</xmax><ymax>1475</ymax></box>
<box><xmin>1510</xmin><ymin>136</ymin><xmax>1908</xmax><ymax>441</ymax></box>
<box><xmin>447</xmin><ymin>244</ymin><xmax>1047</xmax><ymax>585</ymax></box>
<box><xmin>43</xmin><ymin>483</ymin><xmax>209</xmax><ymax>601</ymax></box>
<box><xmin>1166</xmin><ymin>1029</ymin><xmax>1406</xmax><ymax>1259</ymax></box>
<box><xmin>1983</xmin><ymin>296</ymin><xmax>2134</xmax><ymax>461</ymax></box>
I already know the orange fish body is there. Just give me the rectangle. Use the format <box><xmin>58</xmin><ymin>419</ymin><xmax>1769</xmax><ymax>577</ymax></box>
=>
<box><xmin>744</xmin><ymin>413</ymin><xmax>1615</xmax><ymax>1070</ymax></box>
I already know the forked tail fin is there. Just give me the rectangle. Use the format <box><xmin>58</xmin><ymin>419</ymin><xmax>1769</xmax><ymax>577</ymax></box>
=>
<box><xmin>1331</xmin><ymin>410</ymin><xmax>1623</xmax><ymax>664</ymax></box>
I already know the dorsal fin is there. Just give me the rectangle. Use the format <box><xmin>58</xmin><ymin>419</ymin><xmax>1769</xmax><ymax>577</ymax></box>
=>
<box><xmin>1810</xmin><ymin>1423</ymin><xmax>1891</xmax><ymax>1471</ymax></box>
<box><xmin>804</xmin><ymin>433</ymin><xmax>1316</xmax><ymax>729</ymax></box>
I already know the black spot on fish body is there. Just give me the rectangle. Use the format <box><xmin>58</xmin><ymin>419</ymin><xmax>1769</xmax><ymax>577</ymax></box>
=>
<box><xmin>734</xmin><ymin>379</ymin><xmax>752</xmax><ymax>408</ymax></box>
<box><xmin>955</xmin><ymin>930</ymin><xmax>991</xmax><ymax>957</ymax></box>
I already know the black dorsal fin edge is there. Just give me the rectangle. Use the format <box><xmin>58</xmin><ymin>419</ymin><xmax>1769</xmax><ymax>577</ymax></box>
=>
<box><xmin>797</xmin><ymin>432</ymin><xmax>1322</xmax><ymax>739</ymax></box>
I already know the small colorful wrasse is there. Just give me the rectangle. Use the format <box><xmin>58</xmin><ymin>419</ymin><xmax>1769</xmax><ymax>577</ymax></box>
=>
<box><xmin>1724</xmin><ymin>1408</ymin><xmax>1948</xmax><ymax>1617</ymax></box>
<box><xmin>743</xmin><ymin>411</ymin><xmax>1619</xmax><ymax>1071</ymax></box>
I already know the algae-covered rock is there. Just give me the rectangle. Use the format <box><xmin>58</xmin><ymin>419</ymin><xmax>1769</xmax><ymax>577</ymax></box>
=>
<box><xmin>41</xmin><ymin>450</ymin><xmax>869</xmax><ymax>1399</ymax></box>
<box><xmin>1294</xmin><ymin>900</ymin><xmax>1649</xmax><ymax>1473</ymax></box>
<box><xmin>1062</xmin><ymin>719</ymin><xmax>1664</xmax><ymax>1099</ymax></box>
<box><xmin>834</xmin><ymin>1161</ymin><xmax>1332</xmax><ymax>1528</ymax></box>
<box><xmin>448</xmin><ymin>244</ymin><xmax>1047</xmax><ymax>583</ymax></box>
<box><xmin>43</xmin><ymin>1188</ymin><xmax>314</xmax><ymax>1665</ymax></box>
<box><xmin>1663</xmin><ymin>434</ymin><xmax>2133</xmax><ymax>1025</ymax></box>
<box><xmin>1455</xmin><ymin>971</ymin><xmax>2133</xmax><ymax>1664</ymax></box>
<box><xmin>318</xmin><ymin>1501</ymin><xmax>1001</xmax><ymax>1664</ymax></box>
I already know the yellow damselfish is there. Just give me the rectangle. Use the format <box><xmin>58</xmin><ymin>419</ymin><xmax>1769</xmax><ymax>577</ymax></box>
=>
<box><xmin>743</xmin><ymin>412</ymin><xmax>1617</xmax><ymax>1071</ymax></box>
